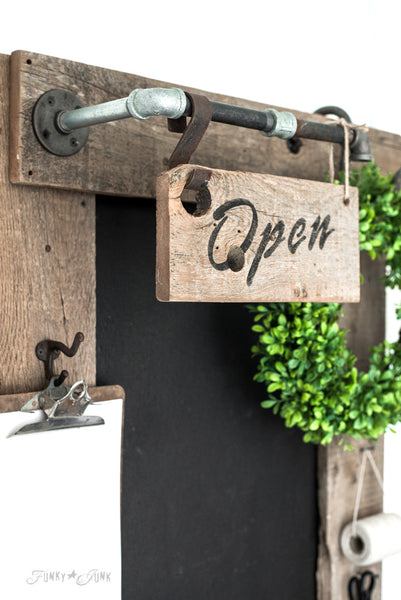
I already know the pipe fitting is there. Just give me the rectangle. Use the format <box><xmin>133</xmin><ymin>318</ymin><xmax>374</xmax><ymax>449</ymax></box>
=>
<box><xmin>262</xmin><ymin>108</ymin><xmax>297</xmax><ymax>140</ymax></box>
<box><xmin>126</xmin><ymin>88</ymin><xmax>187</xmax><ymax>120</ymax></box>
<box><xmin>349</xmin><ymin>129</ymin><xmax>373</xmax><ymax>162</ymax></box>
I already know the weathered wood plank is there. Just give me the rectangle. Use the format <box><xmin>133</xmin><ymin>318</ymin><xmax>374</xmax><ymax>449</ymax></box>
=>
<box><xmin>317</xmin><ymin>438</ymin><xmax>384</xmax><ymax>600</ymax></box>
<box><xmin>156</xmin><ymin>165</ymin><xmax>360</xmax><ymax>302</ymax></box>
<box><xmin>1</xmin><ymin>53</ymin><xmax>96</xmax><ymax>394</ymax></box>
<box><xmin>0</xmin><ymin>385</ymin><xmax>125</xmax><ymax>413</ymax></box>
<box><xmin>317</xmin><ymin>253</ymin><xmax>385</xmax><ymax>600</ymax></box>
<box><xmin>9</xmin><ymin>50</ymin><xmax>401</xmax><ymax>197</ymax></box>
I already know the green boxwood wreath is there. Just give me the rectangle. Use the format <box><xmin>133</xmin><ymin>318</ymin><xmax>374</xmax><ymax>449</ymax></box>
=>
<box><xmin>248</xmin><ymin>163</ymin><xmax>401</xmax><ymax>446</ymax></box>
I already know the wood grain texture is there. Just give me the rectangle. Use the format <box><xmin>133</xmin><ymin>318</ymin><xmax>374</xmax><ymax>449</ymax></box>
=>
<box><xmin>317</xmin><ymin>438</ymin><xmax>384</xmax><ymax>600</ymax></box>
<box><xmin>157</xmin><ymin>165</ymin><xmax>360</xmax><ymax>302</ymax></box>
<box><xmin>10</xmin><ymin>50</ymin><xmax>401</xmax><ymax>198</ymax></box>
<box><xmin>317</xmin><ymin>255</ymin><xmax>385</xmax><ymax>600</ymax></box>
<box><xmin>0</xmin><ymin>385</ymin><xmax>125</xmax><ymax>413</ymax></box>
<box><xmin>1</xmin><ymin>53</ymin><xmax>96</xmax><ymax>394</ymax></box>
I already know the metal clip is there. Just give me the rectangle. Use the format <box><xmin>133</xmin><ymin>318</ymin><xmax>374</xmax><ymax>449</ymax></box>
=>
<box><xmin>15</xmin><ymin>379</ymin><xmax>104</xmax><ymax>435</ymax></box>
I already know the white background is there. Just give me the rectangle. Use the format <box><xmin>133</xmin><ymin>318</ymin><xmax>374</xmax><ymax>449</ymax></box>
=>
<box><xmin>0</xmin><ymin>400</ymin><xmax>123</xmax><ymax>600</ymax></box>
<box><xmin>1</xmin><ymin>0</ymin><xmax>401</xmax><ymax>597</ymax></box>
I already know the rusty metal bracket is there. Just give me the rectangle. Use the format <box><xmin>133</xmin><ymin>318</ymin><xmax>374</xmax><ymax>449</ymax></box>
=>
<box><xmin>168</xmin><ymin>93</ymin><xmax>212</xmax><ymax>169</ymax></box>
<box><xmin>35</xmin><ymin>332</ymin><xmax>84</xmax><ymax>386</ymax></box>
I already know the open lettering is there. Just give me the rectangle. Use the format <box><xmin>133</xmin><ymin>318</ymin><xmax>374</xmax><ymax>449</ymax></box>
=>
<box><xmin>208</xmin><ymin>199</ymin><xmax>335</xmax><ymax>286</ymax></box>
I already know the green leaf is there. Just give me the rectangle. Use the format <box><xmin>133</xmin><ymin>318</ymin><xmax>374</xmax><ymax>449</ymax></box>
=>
<box><xmin>275</xmin><ymin>361</ymin><xmax>287</xmax><ymax>376</ymax></box>
<box><xmin>261</xmin><ymin>400</ymin><xmax>277</xmax><ymax>409</ymax></box>
<box><xmin>278</xmin><ymin>314</ymin><xmax>287</xmax><ymax>326</ymax></box>
<box><xmin>267</xmin><ymin>382</ymin><xmax>283</xmax><ymax>393</ymax></box>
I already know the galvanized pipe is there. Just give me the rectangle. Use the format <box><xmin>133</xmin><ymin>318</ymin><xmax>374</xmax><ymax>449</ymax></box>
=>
<box><xmin>59</xmin><ymin>90</ymin><xmax>272</xmax><ymax>133</ymax></box>
<box><xmin>59</xmin><ymin>88</ymin><xmax>188</xmax><ymax>132</ymax></box>
<box><xmin>58</xmin><ymin>97</ymin><xmax>131</xmax><ymax>132</ymax></box>
<box><xmin>59</xmin><ymin>88</ymin><xmax>295</xmax><ymax>138</ymax></box>
<box><xmin>57</xmin><ymin>87</ymin><xmax>372</xmax><ymax>160</ymax></box>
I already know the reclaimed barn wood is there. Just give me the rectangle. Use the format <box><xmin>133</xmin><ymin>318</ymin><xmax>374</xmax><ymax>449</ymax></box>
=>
<box><xmin>0</xmin><ymin>53</ymin><xmax>96</xmax><ymax>394</ymax></box>
<box><xmin>317</xmin><ymin>252</ymin><xmax>385</xmax><ymax>600</ymax></box>
<box><xmin>9</xmin><ymin>50</ymin><xmax>401</xmax><ymax>197</ymax></box>
<box><xmin>156</xmin><ymin>165</ymin><xmax>359</xmax><ymax>302</ymax></box>
<box><xmin>317</xmin><ymin>438</ymin><xmax>384</xmax><ymax>600</ymax></box>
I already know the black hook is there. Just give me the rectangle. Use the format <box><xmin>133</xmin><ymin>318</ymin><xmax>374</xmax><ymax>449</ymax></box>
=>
<box><xmin>35</xmin><ymin>332</ymin><xmax>84</xmax><ymax>386</ymax></box>
<box><xmin>314</xmin><ymin>105</ymin><xmax>352</xmax><ymax>123</ymax></box>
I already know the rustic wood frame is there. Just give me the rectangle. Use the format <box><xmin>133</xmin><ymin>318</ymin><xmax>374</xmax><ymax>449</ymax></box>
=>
<box><xmin>4</xmin><ymin>49</ymin><xmax>401</xmax><ymax>599</ymax></box>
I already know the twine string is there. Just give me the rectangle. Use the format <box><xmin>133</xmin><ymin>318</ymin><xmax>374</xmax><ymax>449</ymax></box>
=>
<box><xmin>352</xmin><ymin>450</ymin><xmax>368</xmax><ymax>537</ymax></box>
<box><xmin>352</xmin><ymin>449</ymin><xmax>384</xmax><ymax>537</ymax></box>
<box><xmin>328</xmin><ymin>144</ymin><xmax>335</xmax><ymax>184</ymax></box>
<box><xmin>326</xmin><ymin>118</ymin><xmax>369</xmax><ymax>202</ymax></box>
<box><xmin>366</xmin><ymin>450</ymin><xmax>384</xmax><ymax>491</ymax></box>
<box><xmin>341</xmin><ymin>119</ymin><xmax>351</xmax><ymax>202</ymax></box>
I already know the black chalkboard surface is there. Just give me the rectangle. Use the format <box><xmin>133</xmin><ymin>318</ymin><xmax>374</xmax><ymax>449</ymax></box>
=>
<box><xmin>96</xmin><ymin>196</ymin><xmax>317</xmax><ymax>600</ymax></box>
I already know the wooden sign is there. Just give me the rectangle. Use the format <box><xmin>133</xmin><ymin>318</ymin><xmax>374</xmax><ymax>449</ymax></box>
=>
<box><xmin>156</xmin><ymin>165</ymin><xmax>360</xmax><ymax>303</ymax></box>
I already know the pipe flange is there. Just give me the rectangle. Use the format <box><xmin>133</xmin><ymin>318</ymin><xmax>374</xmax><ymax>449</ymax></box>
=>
<box><xmin>32</xmin><ymin>89</ymin><xmax>89</xmax><ymax>156</ymax></box>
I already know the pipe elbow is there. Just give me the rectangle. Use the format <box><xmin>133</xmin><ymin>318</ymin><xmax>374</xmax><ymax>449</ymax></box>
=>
<box><xmin>350</xmin><ymin>129</ymin><xmax>373</xmax><ymax>162</ymax></box>
<box><xmin>126</xmin><ymin>87</ymin><xmax>187</xmax><ymax>120</ymax></box>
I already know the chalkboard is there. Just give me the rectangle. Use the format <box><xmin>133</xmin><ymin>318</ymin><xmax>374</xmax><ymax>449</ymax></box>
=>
<box><xmin>96</xmin><ymin>196</ymin><xmax>317</xmax><ymax>600</ymax></box>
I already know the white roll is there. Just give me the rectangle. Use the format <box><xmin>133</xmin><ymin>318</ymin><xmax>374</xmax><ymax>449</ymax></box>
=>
<box><xmin>341</xmin><ymin>513</ymin><xmax>401</xmax><ymax>566</ymax></box>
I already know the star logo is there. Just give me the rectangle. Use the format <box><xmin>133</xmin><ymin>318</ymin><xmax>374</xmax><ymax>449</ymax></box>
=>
<box><xmin>68</xmin><ymin>570</ymin><xmax>77</xmax><ymax>579</ymax></box>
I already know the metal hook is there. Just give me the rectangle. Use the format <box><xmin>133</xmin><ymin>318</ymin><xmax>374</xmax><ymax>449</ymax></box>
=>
<box><xmin>314</xmin><ymin>106</ymin><xmax>352</xmax><ymax>123</ymax></box>
<box><xmin>167</xmin><ymin>92</ymin><xmax>212</xmax><ymax>169</ymax></box>
<box><xmin>35</xmin><ymin>332</ymin><xmax>84</xmax><ymax>386</ymax></box>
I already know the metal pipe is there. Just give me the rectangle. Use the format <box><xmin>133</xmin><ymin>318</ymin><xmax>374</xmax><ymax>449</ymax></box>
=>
<box><xmin>296</xmin><ymin>119</ymin><xmax>356</xmax><ymax>145</ymax></box>
<box><xmin>58</xmin><ymin>97</ymin><xmax>131</xmax><ymax>132</ymax></box>
<box><xmin>57</xmin><ymin>86</ymin><xmax>372</xmax><ymax>161</ymax></box>
<box><xmin>295</xmin><ymin>119</ymin><xmax>372</xmax><ymax>161</ymax></box>
<box><xmin>60</xmin><ymin>88</ymin><xmax>293</xmax><ymax>137</ymax></box>
<box><xmin>208</xmin><ymin>102</ymin><xmax>272</xmax><ymax>131</ymax></box>
<box><xmin>207</xmin><ymin>103</ymin><xmax>297</xmax><ymax>139</ymax></box>
<box><xmin>59</xmin><ymin>87</ymin><xmax>188</xmax><ymax>132</ymax></box>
